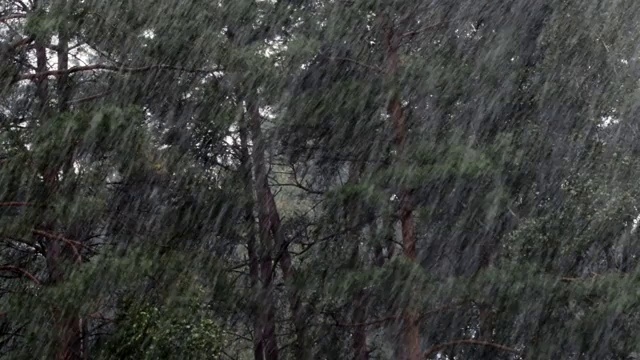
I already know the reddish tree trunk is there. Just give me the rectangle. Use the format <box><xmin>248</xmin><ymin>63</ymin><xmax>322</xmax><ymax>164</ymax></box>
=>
<box><xmin>248</xmin><ymin>98</ymin><xmax>280</xmax><ymax>360</ymax></box>
<box><xmin>32</xmin><ymin>20</ymin><xmax>85</xmax><ymax>359</ymax></box>
<box><xmin>247</xmin><ymin>97</ymin><xmax>308</xmax><ymax>359</ymax></box>
<box><xmin>383</xmin><ymin>18</ymin><xmax>421</xmax><ymax>360</ymax></box>
<box><xmin>352</xmin><ymin>289</ymin><xmax>369</xmax><ymax>360</ymax></box>
<box><xmin>239</xmin><ymin>108</ymin><xmax>266</xmax><ymax>360</ymax></box>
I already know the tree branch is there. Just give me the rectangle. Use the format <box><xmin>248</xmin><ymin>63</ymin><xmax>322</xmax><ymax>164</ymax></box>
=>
<box><xmin>0</xmin><ymin>202</ymin><xmax>32</xmax><ymax>207</ymax></box>
<box><xmin>9</xmin><ymin>35</ymin><xmax>33</xmax><ymax>50</ymax></box>
<box><xmin>423</xmin><ymin>339</ymin><xmax>519</xmax><ymax>358</ymax></box>
<box><xmin>0</xmin><ymin>265</ymin><xmax>40</xmax><ymax>285</ymax></box>
<box><xmin>560</xmin><ymin>272</ymin><xmax>601</xmax><ymax>282</ymax></box>
<box><xmin>329</xmin><ymin>57</ymin><xmax>381</xmax><ymax>72</ymax></box>
<box><xmin>401</xmin><ymin>20</ymin><xmax>454</xmax><ymax>39</ymax></box>
<box><xmin>32</xmin><ymin>229</ymin><xmax>83</xmax><ymax>263</ymax></box>
<box><xmin>330</xmin><ymin>315</ymin><xmax>398</xmax><ymax>328</ymax></box>
<box><xmin>272</xmin><ymin>182</ymin><xmax>324</xmax><ymax>195</ymax></box>
<box><xmin>66</xmin><ymin>91</ymin><xmax>112</xmax><ymax>104</ymax></box>
<box><xmin>14</xmin><ymin>63</ymin><xmax>222</xmax><ymax>82</ymax></box>
<box><xmin>327</xmin><ymin>302</ymin><xmax>465</xmax><ymax>328</ymax></box>
<box><xmin>0</xmin><ymin>13</ymin><xmax>26</xmax><ymax>23</ymax></box>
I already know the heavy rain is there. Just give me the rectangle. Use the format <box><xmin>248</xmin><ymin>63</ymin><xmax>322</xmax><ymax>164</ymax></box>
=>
<box><xmin>1</xmin><ymin>0</ymin><xmax>639</xmax><ymax>359</ymax></box>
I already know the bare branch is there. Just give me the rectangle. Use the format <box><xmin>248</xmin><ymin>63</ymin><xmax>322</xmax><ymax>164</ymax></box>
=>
<box><xmin>0</xmin><ymin>265</ymin><xmax>40</xmax><ymax>285</ymax></box>
<box><xmin>423</xmin><ymin>339</ymin><xmax>519</xmax><ymax>359</ymax></box>
<box><xmin>0</xmin><ymin>13</ymin><xmax>26</xmax><ymax>23</ymax></box>
<box><xmin>330</xmin><ymin>315</ymin><xmax>398</xmax><ymax>328</ymax></box>
<box><xmin>66</xmin><ymin>91</ymin><xmax>111</xmax><ymax>104</ymax></box>
<box><xmin>9</xmin><ymin>35</ymin><xmax>33</xmax><ymax>50</ymax></box>
<box><xmin>560</xmin><ymin>272</ymin><xmax>601</xmax><ymax>282</ymax></box>
<box><xmin>401</xmin><ymin>20</ymin><xmax>453</xmax><ymax>39</ymax></box>
<box><xmin>328</xmin><ymin>301</ymin><xmax>465</xmax><ymax>328</ymax></box>
<box><xmin>14</xmin><ymin>63</ymin><xmax>222</xmax><ymax>82</ymax></box>
<box><xmin>0</xmin><ymin>202</ymin><xmax>32</xmax><ymax>207</ymax></box>
<box><xmin>272</xmin><ymin>182</ymin><xmax>324</xmax><ymax>195</ymax></box>
<box><xmin>32</xmin><ymin>229</ymin><xmax>83</xmax><ymax>263</ymax></box>
<box><xmin>15</xmin><ymin>1</ymin><xmax>30</xmax><ymax>12</ymax></box>
<box><xmin>329</xmin><ymin>57</ymin><xmax>381</xmax><ymax>72</ymax></box>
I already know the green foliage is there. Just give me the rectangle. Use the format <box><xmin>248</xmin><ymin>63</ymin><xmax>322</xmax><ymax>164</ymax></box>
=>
<box><xmin>5</xmin><ymin>0</ymin><xmax>640</xmax><ymax>359</ymax></box>
<box><xmin>101</xmin><ymin>293</ymin><xmax>224</xmax><ymax>360</ymax></box>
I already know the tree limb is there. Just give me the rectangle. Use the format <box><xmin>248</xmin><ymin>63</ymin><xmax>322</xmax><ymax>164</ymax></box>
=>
<box><xmin>327</xmin><ymin>302</ymin><xmax>465</xmax><ymax>328</ymax></box>
<box><xmin>9</xmin><ymin>35</ymin><xmax>33</xmax><ymax>50</ymax></box>
<box><xmin>32</xmin><ymin>229</ymin><xmax>83</xmax><ymax>263</ymax></box>
<box><xmin>401</xmin><ymin>20</ymin><xmax>455</xmax><ymax>39</ymax></box>
<box><xmin>329</xmin><ymin>57</ymin><xmax>381</xmax><ymax>72</ymax></box>
<box><xmin>330</xmin><ymin>315</ymin><xmax>398</xmax><ymax>328</ymax></box>
<box><xmin>0</xmin><ymin>13</ymin><xmax>26</xmax><ymax>23</ymax></box>
<box><xmin>0</xmin><ymin>265</ymin><xmax>40</xmax><ymax>285</ymax></box>
<box><xmin>14</xmin><ymin>63</ymin><xmax>222</xmax><ymax>82</ymax></box>
<box><xmin>66</xmin><ymin>91</ymin><xmax>111</xmax><ymax>104</ymax></box>
<box><xmin>423</xmin><ymin>339</ymin><xmax>520</xmax><ymax>359</ymax></box>
<box><xmin>0</xmin><ymin>202</ymin><xmax>32</xmax><ymax>207</ymax></box>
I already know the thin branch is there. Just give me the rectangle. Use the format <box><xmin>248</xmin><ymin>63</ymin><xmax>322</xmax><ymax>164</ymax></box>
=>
<box><xmin>329</xmin><ymin>57</ymin><xmax>381</xmax><ymax>72</ymax></box>
<box><xmin>0</xmin><ymin>265</ymin><xmax>40</xmax><ymax>285</ymax></box>
<box><xmin>415</xmin><ymin>301</ymin><xmax>467</xmax><ymax>323</ymax></box>
<box><xmin>280</xmin><ymin>162</ymin><xmax>325</xmax><ymax>195</ymax></box>
<box><xmin>32</xmin><ymin>229</ymin><xmax>82</xmax><ymax>247</ymax></box>
<box><xmin>9</xmin><ymin>35</ymin><xmax>33</xmax><ymax>50</ymax></box>
<box><xmin>272</xmin><ymin>182</ymin><xmax>324</xmax><ymax>195</ymax></box>
<box><xmin>0</xmin><ymin>237</ymin><xmax>41</xmax><ymax>254</ymax></box>
<box><xmin>331</xmin><ymin>315</ymin><xmax>398</xmax><ymax>328</ymax></box>
<box><xmin>0</xmin><ymin>13</ymin><xmax>26</xmax><ymax>23</ymax></box>
<box><xmin>15</xmin><ymin>1</ymin><xmax>30</xmax><ymax>12</ymax></box>
<box><xmin>66</xmin><ymin>91</ymin><xmax>111</xmax><ymax>104</ymax></box>
<box><xmin>423</xmin><ymin>339</ymin><xmax>519</xmax><ymax>359</ymax></box>
<box><xmin>0</xmin><ymin>202</ymin><xmax>32</xmax><ymax>207</ymax></box>
<box><xmin>87</xmin><ymin>312</ymin><xmax>114</xmax><ymax>322</ymax></box>
<box><xmin>31</xmin><ymin>229</ymin><xmax>83</xmax><ymax>263</ymax></box>
<box><xmin>14</xmin><ymin>63</ymin><xmax>222</xmax><ymax>82</ymax></box>
<box><xmin>327</xmin><ymin>302</ymin><xmax>464</xmax><ymax>328</ymax></box>
<box><xmin>600</xmin><ymin>39</ymin><xmax>620</xmax><ymax>78</ymax></box>
<box><xmin>560</xmin><ymin>272</ymin><xmax>601</xmax><ymax>282</ymax></box>
<box><xmin>401</xmin><ymin>20</ymin><xmax>454</xmax><ymax>39</ymax></box>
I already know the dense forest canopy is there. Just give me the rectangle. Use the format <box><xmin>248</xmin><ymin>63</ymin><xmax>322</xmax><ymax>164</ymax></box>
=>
<box><xmin>2</xmin><ymin>0</ymin><xmax>640</xmax><ymax>359</ymax></box>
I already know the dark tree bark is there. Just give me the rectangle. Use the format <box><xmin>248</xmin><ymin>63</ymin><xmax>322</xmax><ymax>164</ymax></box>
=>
<box><xmin>239</xmin><ymin>105</ymin><xmax>266</xmax><ymax>360</ymax></box>
<box><xmin>32</xmin><ymin>15</ymin><xmax>85</xmax><ymax>358</ymax></box>
<box><xmin>247</xmin><ymin>96</ymin><xmax>309</xmax><ymax>360</ymax></box>
<box><xmin>247</xmin><ymin>97</ymin><xmax>280</xmax><ymax>360</ymax></box>
<box><xmin>383</xmin><ymin>16</ymin><xmax>421</xmax><ymax>360</ymax></box>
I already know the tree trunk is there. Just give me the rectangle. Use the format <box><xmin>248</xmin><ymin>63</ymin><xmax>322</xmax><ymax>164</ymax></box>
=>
<box><xmin>352</xmin><ymin>289</ymin><xmax>369</xmax><ymax>360</ymax></box>
<box><xmin>343</xmin><ymin>160</ymin><xmax>370</xmax><ymax>360</ymax></box>
<box><xmin>477</xmin><ymin>303</ymin><xmax>499</xmax><ymax>359</ymax></box>
<box><xmin>247</xmin><ymin>97</ymin><xmax>280</xmax><ymax>360</ymax></box>
<box><xmin>239</xmin><ymin>106</ymin><xmax>266</xmax><ymax>360</ymax></box>
<box><xmin>32</xmin><ymin>15</ymin><xmax>85</xmax><ymax>358</ymax></box>
<box><xmin>383</xmin><ymin>18</ymin><xmax>421</xmax><ymax>360</ymax></box>
<box><xmin>247</xmin><ymin>97</ymin><xmax>308</xmax><ymax>359</ymax></box>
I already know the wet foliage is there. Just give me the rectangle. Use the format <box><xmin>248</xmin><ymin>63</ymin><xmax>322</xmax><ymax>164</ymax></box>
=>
<box><xmin>2</xmin><ymin>0</ymin><xmax>640</xmax><ymax>359</ymax></box>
